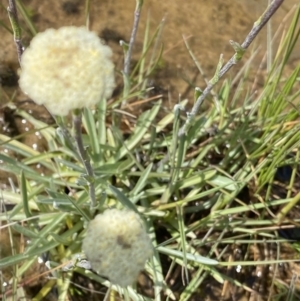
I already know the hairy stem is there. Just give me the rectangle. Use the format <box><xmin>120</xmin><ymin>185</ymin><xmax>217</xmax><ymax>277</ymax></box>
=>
<box><xmin>7</xmin><ymin>0</ymin><xmax>23</xmax><ymax>64</ymax></box>
<box><xmin>179</xmin><ymin>0</ymin><xmax>284</xmax><ymax>137</ymax></box>
<box><xmin>73</xmin><ymin>111</ymin><xmax>96</xmax><ymax>211</ymax></box>
<box><xmin>124</xmin><ymin>0</ymin><xmax>143</xmax><ymax>76</ymax></box>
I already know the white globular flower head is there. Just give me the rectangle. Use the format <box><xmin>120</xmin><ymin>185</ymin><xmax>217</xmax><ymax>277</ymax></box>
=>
<box><xmin>82</xmin><ymin>209</ymin><xmax>153</xmax><ymax>287</ymax></box>
<box><xmin>19</xmin><ymin>26</ymin><xmax>115</xmax><ymax>116</ymax></box>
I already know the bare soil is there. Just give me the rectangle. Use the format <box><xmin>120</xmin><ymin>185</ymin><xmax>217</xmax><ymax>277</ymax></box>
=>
<box><xmin>1</xmin><ymin>0</ymin><xmax>300</xmax><ymax>106</ymax></box>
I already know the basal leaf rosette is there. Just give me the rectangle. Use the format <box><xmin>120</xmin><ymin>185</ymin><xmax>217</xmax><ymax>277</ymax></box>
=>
<box><xmin>19</xmin><ymin>26</ymin><xmax>115</xmax><ymax>116</ymax></box>
<box><xmin>82</xmin><ymin>209</ymin><xmax>153</xmax><ymax>287</ymax></box>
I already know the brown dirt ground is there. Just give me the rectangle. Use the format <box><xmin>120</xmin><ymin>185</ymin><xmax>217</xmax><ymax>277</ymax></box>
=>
<box><xmin>1</xmin><ymin>1</ymin><xmax>300</xmax><ymax>301</ymax></box>
<box><xmin>1</xmin><ymin>0</ymin><xmax>300</xmax><ymax>107</ymax></box>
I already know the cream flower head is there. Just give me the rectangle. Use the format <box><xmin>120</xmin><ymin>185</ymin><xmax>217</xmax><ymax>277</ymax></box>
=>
<box><xmin>82</xmin><ymin>209</ymin><xmax>153</xmax><ymax>287</ymax></box>
<box><xmin>19</xmin><ymin>26</ymin><xmax>115</xmax><ymax>116</ymax></box>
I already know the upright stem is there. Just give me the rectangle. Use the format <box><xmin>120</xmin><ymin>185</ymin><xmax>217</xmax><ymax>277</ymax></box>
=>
<box><xmin>7</xmin><ymin>0</ymin><xmax>24</xmax><ymax>64</ymax></box>
<box><xmin>179</xmin><ymin>0</ymin><xmax>284</xmax><ymax>137</ymax></box>
<box><xmin>73</xmin><ymin>111</ymin><xmax>96</xmax><ymax>211</ymax></box>
<box><xmin>123</xmin><ymin>0</ymin><xmax>143</xmax><ymax>76</ymax></box>
<box><xmin>122</xmin><ymin>0</ymin><xmax>143</xmax><ymax>107</ymax></box>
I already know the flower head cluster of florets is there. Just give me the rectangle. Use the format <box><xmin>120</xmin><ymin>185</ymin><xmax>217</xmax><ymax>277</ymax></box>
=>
<box><xmin>19</xmin><ymin>26</ymin><xmax>115</xmax><ymax>115</ymax></box>
<box><xmin>82</xmin><ymin>209</ymin><xmax>153</xmax><ymax>287</ymax></box>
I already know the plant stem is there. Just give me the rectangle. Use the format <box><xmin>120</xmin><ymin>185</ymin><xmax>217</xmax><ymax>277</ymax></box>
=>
<box><xmin>84</xmin><ymin>0</ymin><xmax>91</xmax><ymax>28</ymax></box>
<box><xmin>7</xmin><ymin>0</ymin><xmax>23</xmax><ymax>64</ymax></box>
<box><xmin>179</xmin><ymin>0</ymin><xmax>284</xmax><ymax>137</ymax></box>
<box><xmin>121</xmin><ymin>0</ymin><xmax>143</xmax><ymax>107</ymax></box>
<box><xmin>73</xmin><ymin>110</ymin><xmax>96</xmax><ymax>211</ymax></box>
<box><xmin>124</xmin><ymin>0</ymin><xmax>143</xmax><ymax>77</ymax></box>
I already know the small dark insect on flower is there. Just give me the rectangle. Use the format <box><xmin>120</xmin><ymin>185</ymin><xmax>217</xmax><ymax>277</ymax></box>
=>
<box><xmin>116</xmin><ymin>235</ymin><xmax>131</xmax><ymax>249</ymax></box>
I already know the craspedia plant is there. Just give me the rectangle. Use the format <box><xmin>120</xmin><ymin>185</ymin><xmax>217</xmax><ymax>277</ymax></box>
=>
<box><xmin>82</xmin><ymin>209</ymin><xmax>153</xmax><ymax>287</ymax></box>
<box><xmin>19</xmin><ymin>26</ymin><xmax>115</xmax><ymax>116</ymax></box>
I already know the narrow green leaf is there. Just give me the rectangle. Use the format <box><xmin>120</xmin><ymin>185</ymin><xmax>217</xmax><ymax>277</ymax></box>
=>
<box><xmin>21</xmin><ymin>171</ymin><xmax>32</xmax><ymax>218</ymax></box>
<box><xmin>83</xmin><ymin>107</ymin><xmax>100</xmax><ymax>157</ymax></box>
<box><xmin>109</xmin><ymin>185</ymin><xmax>139</xmax><ymax>214</ymax></box>
<box><xmin>130</xmin><ymin>163</ymin><xmax>153</xmax><ymax>197</ymax></box>
<box><xmin>11</xmin><ymin>223</ymin><xmax>39</xmax><ymax>239</ymax></box>
<box><xmin>0</xmin><ymin>253</ymin><xmax>31</xmax><ymax>269</ymax></box>
<box><xmin>109</xmin><ymin>100</ymin><xmax>161</xmax><ymax>162</ymax></box>
<box><xmin>157</xmin><ymin>246</ymin><xmax>218</xmax><ymax>265</ymax></box>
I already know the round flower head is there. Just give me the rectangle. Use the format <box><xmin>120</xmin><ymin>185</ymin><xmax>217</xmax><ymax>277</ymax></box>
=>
<box><xmin>19</xmin><ymin>26</ymin><xmax>115</xmax><ymax>115</ymax></box>
<box><xmin>82</xmin><ymin>209</ymin><xmax>153</xmax><ymax>287</ymax></box>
